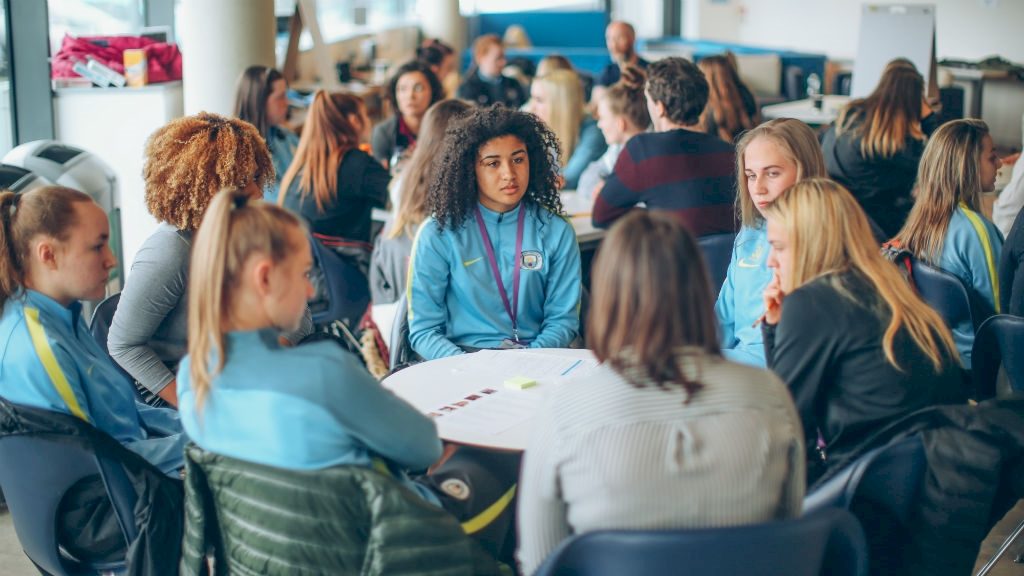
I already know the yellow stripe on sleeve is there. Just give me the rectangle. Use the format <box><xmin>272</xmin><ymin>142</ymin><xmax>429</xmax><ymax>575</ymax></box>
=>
<box><xmin>959</xmin><ymin>203</ymin><xmax>1001</xmax><ymax>313</ymax></box>
<box><xmin>24</xmin><ymin>307</ymin><xmax>89</xmax><ymax>422</ymax></box>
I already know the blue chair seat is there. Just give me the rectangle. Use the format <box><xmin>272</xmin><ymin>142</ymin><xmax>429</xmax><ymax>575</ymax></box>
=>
<box><xmin>533</xmin><ymin>508</ymin><xmax>867</xmax><ymax>576</ymax></box>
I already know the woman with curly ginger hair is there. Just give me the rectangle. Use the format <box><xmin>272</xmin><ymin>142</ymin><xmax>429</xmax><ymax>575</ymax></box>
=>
<box><xmin>407</xmin><ymin>105</ymin><xmax>582</xmax><ymax>360</ymax></box>
<box><xmin>109</xmin><ymin>112</ymin><xmax>309</xmax><ymax>408</ymax></box>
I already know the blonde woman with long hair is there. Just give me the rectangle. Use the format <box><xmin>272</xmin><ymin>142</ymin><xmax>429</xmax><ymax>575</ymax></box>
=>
<box><xmin>178</xmin><ymin>188</ymin><xmax>443</xmax><ymax>498</ymax></box>
<box><xmin>279</xmin><ymin>90</ymin><xmax>388</xmax><ymax>243</ymax></box>
<box><xmin>893</xmin><ymin>118</ymin><xmax>1004</xmax><ymax>369</ymax></box>
<box><xmin>528</xmin><ymin>68</ymin><xmax>607</xmax><ymax>189</ymax></box>
<box><xmin>517</xmin><ymin>211</ymin><xmax>804</xmax><ymax>575</ymax></box>
<box><xmin>697</xmin><ymin>55</ymin><xmax>759</xmax><ymax>143</ymax></box>
<box><xmin>179</xmin><ymin>191</ymin><xmax>521</xmax><ymax>559</ymax></box>
<box><xmin>715</xmin><ymin>119</ymin><xmax>825</xmax><ymax>367</ymax></box>
<box><xmin>821</xmin><ymin>59</ymin><xmax>938</xmax><ymax>237</ymax></box>
<box><xmin>761</xmin><ymin>178</ymin><xmax>963</xmax><ymax>482</ymax></box>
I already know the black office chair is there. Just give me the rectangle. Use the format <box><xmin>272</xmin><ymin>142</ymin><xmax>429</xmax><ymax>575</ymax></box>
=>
<box><xmin>88</xmin><ymin>293</ymin><xmax>133</xmax><ymax>384</ymax></box>
<box><xmin>971</xmin><ymin>314</ymin><xmax>1024</xmax><ymax>399</ymax></box>
<box><xmin>0</xmin><ymin>402</ymin><xmax>140</xmax><ymax>575</ymax></box>
<box><xmin>804</xmin><ymin>434</ymin><xmax>926</xmax><ymax>576</ymax></box>
<box><xmin>697</xmin><ymin>232</ymin><xmax>736</xmax><ymax>298</ymax></box>
<box><xmin>533</xmin><ymin>508</ymin><xmax>867</xmax><ymax>576</ymax></box>
<box><xmin>308</xmin><ymin>234</ymin><xmax>372</xmax><ymax>330</ymax></box>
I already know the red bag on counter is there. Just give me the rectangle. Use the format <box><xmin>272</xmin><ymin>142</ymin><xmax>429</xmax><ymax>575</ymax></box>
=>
<box><xmin>51</xmin><ymin>35</ymin><xmax>182</xmax><ymax>84</ymax></box>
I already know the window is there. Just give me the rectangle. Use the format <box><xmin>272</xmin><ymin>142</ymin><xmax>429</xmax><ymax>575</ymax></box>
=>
<box><xmin>0</xmin><ymin>3</ymin><xmax>13</xmax><ymax>157</ymax></box>
<box><xmin>277</xmin><ymin>0</ymin><xmax>418</xmax><ymax>50</ymax></box>
<box><xmin>458</xmin><ymin>0</ymin><xmax>601</xmax><ymax>14</ymax></box>
<box><xmin>47</xmin><ymin>0</ymin><xmax>145</xmax><ymax>54</ymax></box>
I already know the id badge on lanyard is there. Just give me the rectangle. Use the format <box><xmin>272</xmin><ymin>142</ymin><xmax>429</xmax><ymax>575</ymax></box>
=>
<box><xmin>474</xmin><ymin>205</ymin><xmax>526</xmax><ymax>343</ymax></box>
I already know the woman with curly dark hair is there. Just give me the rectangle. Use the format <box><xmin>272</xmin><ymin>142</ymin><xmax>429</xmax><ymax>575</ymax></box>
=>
<box><xmin>407</xmin><ymin>105</ymin><xmax>582</xmax><ymax>360</ymax></box>
<box><xmin>108</xmin><ymin>112</ymin><xmax>308</xmax><ymax>408</ymax></box>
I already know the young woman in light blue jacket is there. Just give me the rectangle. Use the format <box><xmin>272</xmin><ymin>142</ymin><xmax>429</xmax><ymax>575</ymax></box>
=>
<box><xmin>715</xmin><ymin>119</ymin><xmax>828</xmax><ymax>367</ymax></box>
<box><xmin>407</xmin><ymin>106</ymin><xmax>582</xmax><ymax>360</ymax></box>
<box><xmin>892</xmin><ymin>119</ymin><xmax>1004</xmax><ymax>369</ymax></box>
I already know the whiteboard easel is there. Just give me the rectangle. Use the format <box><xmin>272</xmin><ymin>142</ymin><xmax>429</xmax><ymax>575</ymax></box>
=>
<box><xmin>851</xmin><ymin>4</ymin><xmax>937</xmax><ymax>100</ymax></box>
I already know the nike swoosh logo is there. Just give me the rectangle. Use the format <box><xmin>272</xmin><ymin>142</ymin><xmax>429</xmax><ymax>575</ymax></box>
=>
<box><xmin>463</xmin><ymin>257</ymin><xmax>483</xmax><ymax>267</ymax></box>
<box><xmin>737</xmin><ymin>258</ymin><xmax>761</xmax><ymax>268</ymax></box>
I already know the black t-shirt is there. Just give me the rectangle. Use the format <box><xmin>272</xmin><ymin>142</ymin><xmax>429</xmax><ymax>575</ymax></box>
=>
<box><xmin>282</xmin><ymin>149</ymin><xmax>389</xmax><ymax>243</ymax></box>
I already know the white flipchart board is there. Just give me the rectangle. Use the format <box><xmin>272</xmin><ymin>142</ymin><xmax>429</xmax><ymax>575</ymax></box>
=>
<box><xmin>852</xmin><ymin>4</ymin><xmax>937</xmax><ymax>100</ymax></box>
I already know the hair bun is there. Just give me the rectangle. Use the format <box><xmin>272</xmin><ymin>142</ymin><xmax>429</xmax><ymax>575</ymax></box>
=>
<box><xmin>618</xmin><ymin>65</ymin><xmax>646</xmax><ymax>92</ymax></box>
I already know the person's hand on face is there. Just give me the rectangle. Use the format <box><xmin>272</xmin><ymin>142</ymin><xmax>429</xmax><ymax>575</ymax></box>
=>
<box><xmin>761</xmin><ymin>271</ymin><xmax>785</xmax><ymax>326</ymax></box>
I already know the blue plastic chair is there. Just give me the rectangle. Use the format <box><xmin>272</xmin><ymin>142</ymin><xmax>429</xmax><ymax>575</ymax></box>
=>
<box><xmin>309</xmin><ymin>234</ymin><xmax>371</xmax><ymax>329</ymax></box>
<box><xmin>971</xmin><ymin>314</ymin><xmax>1024</xmax><ymax>399</ymax></box>
<box><xmin>803</xmin><ymin>434</ymin><xmax>925</xmax><ymax>523</ymax></box>
<box><xmin>910</xmin><ymin>257</ymin><xmax>988</xmax><ymax>334</ymax></box>
<box><xmin>0</xmin><ymin>414</ymin><xmax>138</xmax><ymax>575</ymax></box>
<box><xmin>533</xmin><ymin>507</ymin><xmax>867</xmax><ymax>576</ymax></box>
<box><xmin>803</xmin><ymin>434</ymin><xmax>926</xmax><ymax>576</ymax></box>
<box><xmin>697</xmin><ymin>232</ymin><xmax>736</xmax><ymax>298</ymax></box>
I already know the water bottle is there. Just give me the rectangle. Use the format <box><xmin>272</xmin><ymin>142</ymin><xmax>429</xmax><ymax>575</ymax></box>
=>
<box><xmin>807</xmin><ymin>73</ymin><xmax>823</xmax><ymax>110</ymax></box>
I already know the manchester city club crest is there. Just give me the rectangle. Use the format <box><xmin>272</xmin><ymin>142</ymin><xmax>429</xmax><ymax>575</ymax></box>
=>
<box><xmin>521</xmin><ymin>250</ymin><xmax>543</xmax><ymax>270</ymax></box>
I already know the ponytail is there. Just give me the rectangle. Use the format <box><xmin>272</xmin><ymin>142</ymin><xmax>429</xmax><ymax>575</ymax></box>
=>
<box><xmin>187</xmin><ymin>189</ymin><xmax>305</xmax><ymax>413</ymax></box>
<box><xmin>0</xmin><ymin>186</ymin><xmax>93</xmax><ymax>311</ymax></box>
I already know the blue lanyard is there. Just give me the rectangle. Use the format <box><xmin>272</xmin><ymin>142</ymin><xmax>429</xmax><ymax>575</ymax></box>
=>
<box><xmin>474</xmin><ymin>205</ymin><xmax>526</xmax><ymax>342</ymax></box>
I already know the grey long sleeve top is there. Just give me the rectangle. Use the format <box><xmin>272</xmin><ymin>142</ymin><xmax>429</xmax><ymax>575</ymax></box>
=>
<box><xmin>109</xmin><ymin>224</ymin><xmax>191</xmax><ymax>394</ymax></box>
<box><xmin>516</xmin><ymin>351</ymin><xmax>805</xmax><ymax>575</ymax></box>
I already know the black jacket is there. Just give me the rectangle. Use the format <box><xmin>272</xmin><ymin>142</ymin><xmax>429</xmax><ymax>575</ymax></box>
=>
<box><xmin>763</xmin><ymin>270</ymin><xmax>965</xmax><ymax>482</ymax></box>
<box><xmin>813</xmin><ymin>396</ymin><xmax>1024</xmax><ymax>576</ymax></box>
<box><xmin>821</xmin><ymin>112</ymin><xmax>941</xmax><ymax>237</ymax></box>
<box><xmin>456</xmin><ymin>70</ymin><xmax>527</xmax><ymax>109</ymax></box>
<box><xmin>0</xmin><ymin>400</ymin><xmax>183</xmax><ymax>576</ymax></box>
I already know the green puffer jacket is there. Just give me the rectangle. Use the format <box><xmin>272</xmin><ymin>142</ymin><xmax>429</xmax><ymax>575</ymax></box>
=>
<box><xmin>180</xmin><ymin>444</ymin><xmax>499</xmax><ymax>575</ymax></box>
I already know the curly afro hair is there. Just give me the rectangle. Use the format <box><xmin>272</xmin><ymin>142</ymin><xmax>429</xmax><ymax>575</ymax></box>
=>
<box><xmin>428</xmin><ymin>105</ymin><xmax>564</xmax><ymax>230</ymax></box>
<box><xmin>143</xmin><ymin>112</ymin><xmax>274</xmax><ymax>231</ymax></box>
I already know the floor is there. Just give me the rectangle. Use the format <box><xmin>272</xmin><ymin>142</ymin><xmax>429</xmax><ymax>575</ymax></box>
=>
<box><xmin>1</xmin><ymin>501</ymin><xmax>1023</xmax><ymax>575</ymax></box>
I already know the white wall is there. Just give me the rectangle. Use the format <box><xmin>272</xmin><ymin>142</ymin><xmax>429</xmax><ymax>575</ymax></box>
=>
<box><xmin>54</xmin><ymin>83</ymin><xmax>184</xmax><ymax>278</ymax></box>
<box><xmin>698</xmin><ymin>0</ymin><xmax>1024</xmax><ymax>63</ymax></box>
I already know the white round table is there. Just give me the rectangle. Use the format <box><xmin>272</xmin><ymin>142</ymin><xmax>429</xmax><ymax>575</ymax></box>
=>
<box><xmin>381</xmin><ymin>348</ymin><xmax>597</xmax><ymax>451</ymax></box>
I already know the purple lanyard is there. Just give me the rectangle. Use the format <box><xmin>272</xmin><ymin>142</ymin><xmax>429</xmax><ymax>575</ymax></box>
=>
<box><xmin>474</xmin><ymin>205</ymin><xmax>526</xmax><ymax>342</ymax></box>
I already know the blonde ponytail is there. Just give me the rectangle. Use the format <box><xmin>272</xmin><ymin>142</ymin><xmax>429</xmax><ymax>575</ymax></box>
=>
<box><xmin>187</xmin><ymin>189</ymin><xmax>305</xmax><ymax>412</ymax></box>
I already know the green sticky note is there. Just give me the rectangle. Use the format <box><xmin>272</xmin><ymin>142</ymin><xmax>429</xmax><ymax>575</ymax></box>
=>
<box><xmin>504</xmin><ymin>376</ymin><xmax>537</xmax><ymax>390</ymax></box>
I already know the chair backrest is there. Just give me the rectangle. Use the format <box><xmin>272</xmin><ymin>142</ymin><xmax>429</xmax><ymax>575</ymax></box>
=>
<box><xmin>972</xmin><ymin>314</ymin><xmax>1024</xmax><ymax>399</ymax></box>
<box><xmin>533</xmin><ymin>507</ymin><xmax>867</xmax><ymax>576</ymax></box>
<box><xmin>182</xmin><ymin>444</ymin><xmax>481</xmax><ymax>576</ymax></box>
<box><xmin>0</xmin><ymin>422</ymin><xmax>137</xmax><ymax>574</ymax></box>
<box><xmin>87</xmin><ymin>292</ymin><xmax>135</xmax><ymax>386</ymax></box>
<box><xmin>389</xmin><ymin>293</ymin><xmax>413</xmax><ymax>371</ymax></box>
<box><xmin>697</xmin><ymin>232</ymin><xmax>736</xmax><ymax>298</ymax></box>
<box><xmin>803</xmin><ymin>434</ymin><xmax>926</xmax><ymax>526</ymax></box>
<box><xmin>909</xmin><ymin>258</ymin><xmax>977</xmax><ymax>333</ymax></box>
<box><xmin>309</xmin><ymin>234</ymin><xmax>371</xmax><ymax>328</ymax></box>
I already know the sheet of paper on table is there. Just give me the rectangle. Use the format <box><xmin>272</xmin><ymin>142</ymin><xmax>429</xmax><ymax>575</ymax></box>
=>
<box><xmin>430</xmin><ymin>350</ymin><xmax>598</xmax><ymax>436</ymax></box>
